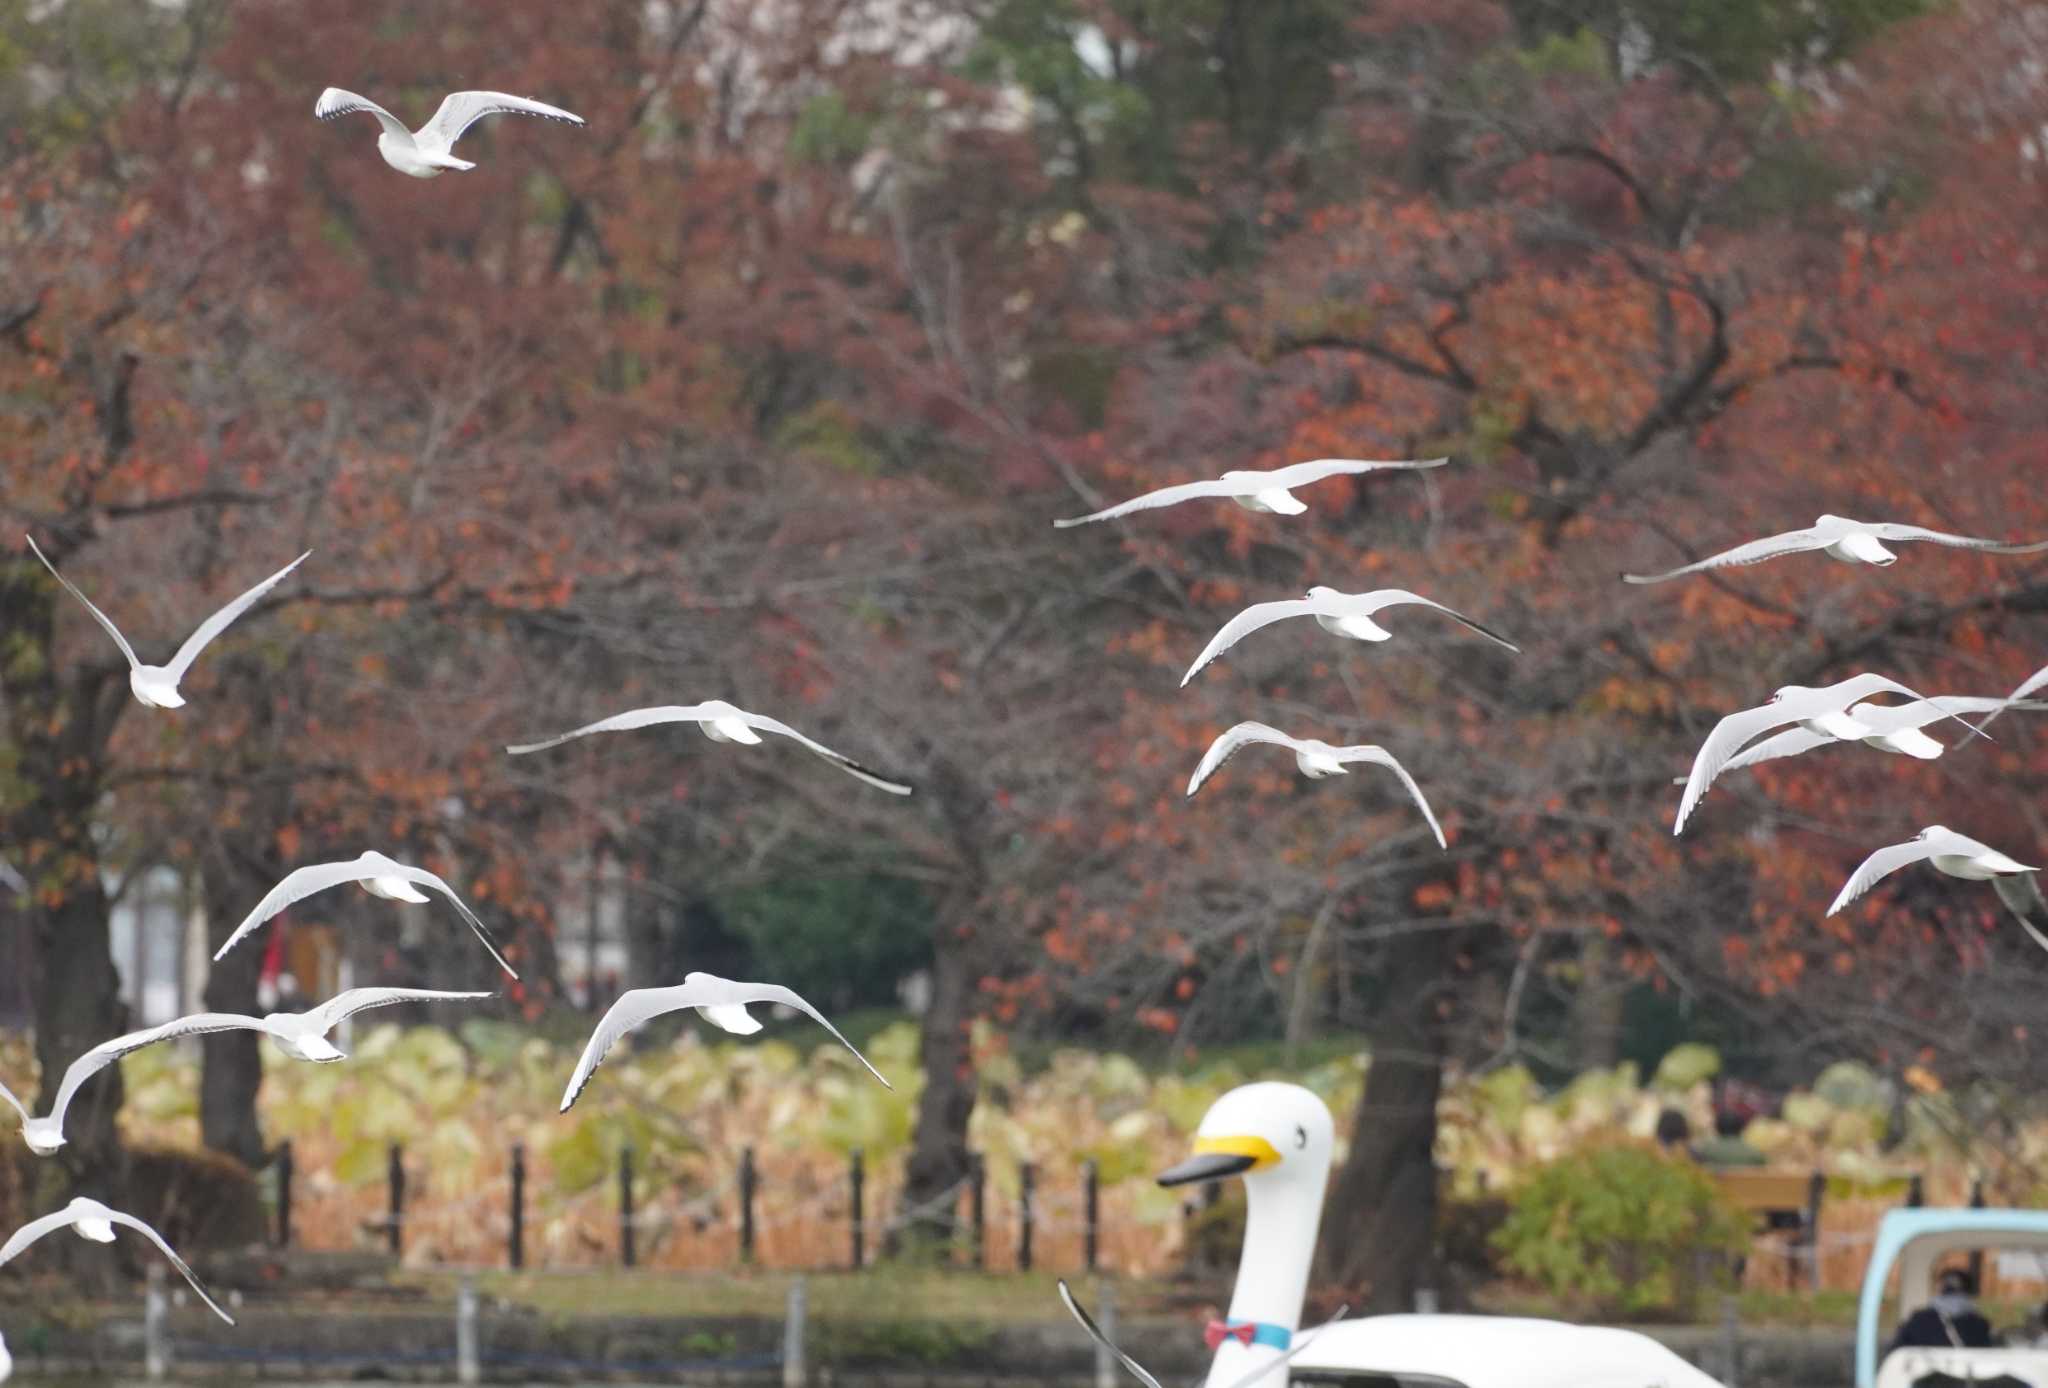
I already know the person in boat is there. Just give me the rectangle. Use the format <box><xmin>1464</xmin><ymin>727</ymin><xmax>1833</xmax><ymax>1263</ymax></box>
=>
<box><xmin>1654</xmin><ymin>1108</ymin><xmax>1692</xmax><ymax>1152</ymax></box>
<box><xmin>1690</xmin><ymin>1106</ymin><xmax>1768</xmax><ymax>1168</ymax></box>
<box><xmin>1888</xmin><ymin>1267</ymin><xmax>1996</xmax><ymax>1351</ymax></box>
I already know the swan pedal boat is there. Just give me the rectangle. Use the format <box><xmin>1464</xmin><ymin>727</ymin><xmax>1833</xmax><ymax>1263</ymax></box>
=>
<box><xmin>1152</xmin><ymin>1081</ymin><xmax>1727</xmax><ymax>1388</ymax></box>
<box><xmin>1284</xmin><ymin>1313</ymin><xmax>1723</xmax><ymax>1387</ymax></box>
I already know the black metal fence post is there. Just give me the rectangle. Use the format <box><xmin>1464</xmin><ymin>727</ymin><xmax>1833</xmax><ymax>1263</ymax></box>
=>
<box><xmin>276</xmin><ymin>1140</ymin><xmax>294</xmax><ymax>1248</ymax></box>
<box><xmin>620</xmin><ymin>1146</ymin><xmax>637</xmax><ymax>1268</ymax></box>
<box><xmin>739</xmin><ymin>1147</ymin><xmax>758</xmax><ymax>1265</ymax></box>
<box><xmin>1083</xmin><ymin>1158</ymin><xmax>1099</xmax><ymax>1273</ymax></box>
<box><xmin>387</xmin><ymin>1143</ymin><xmax>405</xmax><ymax>1257</ymax></box>
<box><xmin>1969</xmin><ymin>1176</ymin><xmax>1986</xmax><ymax>1286</ymax></box>
<box><xmin>969</xmin><ymin>1154</ymin><xmax>986</xmax><ymax>1270</ymax></box>
<box><xmin>509</xmin><ymin>1143</ymin><xmax>526</xmax><ymax>1270</ymax></box>
<box><xmin>1019</xmin><ymin>1161</ymin><xmax>1036</xmax><ymax>1272</ymax></box>
<box><xmin>850</xmin><ymin>1149</ymin><xmax>866</xmax><ymax>1270</ymax></box>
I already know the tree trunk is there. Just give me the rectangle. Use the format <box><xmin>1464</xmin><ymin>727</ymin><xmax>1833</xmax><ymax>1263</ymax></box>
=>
<box><xmin>1</xmin><ymin>557</ymin><xmax>132</xmax><ymax>1245</ymax></box>
<box><xmin>198</xmin><ymin>845</ymin><xmax>271</xmax><ymax>1167</ymax></box>
<box><xmin>889</xmin><ymin>916</ymin><xmax>978</xmax><ymax>1257</ymax></box>
<box><xmin>1314</xmin><ymin>925</ymin><xmax>1453</xmax><ymax>1309</ymax></box>
<box><xmin>1571</xmin><ymin>933</ymin><xmax>1626</xmax><ymax>1071</ymax></box>
<box><xmin>888</xmin><ymin>757</ymin><xmax>988</xmax><ymax>1260</ymax></box>
<box><xmin>33</xmin><ymin>872</ymin><xmax>130</xmax><ymax>1186</ymax></box>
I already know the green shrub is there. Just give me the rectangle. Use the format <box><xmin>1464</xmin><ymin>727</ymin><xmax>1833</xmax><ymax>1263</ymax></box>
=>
<box><xmin>1491</xmin><ymin>1144</ymin><xmax>1747</xmax><ymax>1319</ymax></box>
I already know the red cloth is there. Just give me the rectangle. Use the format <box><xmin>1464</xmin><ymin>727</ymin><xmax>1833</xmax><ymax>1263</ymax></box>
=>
<box><xmin>1204</xmin><ymin>1321</ymin><xmax>1256</xmax><ymax>1351</ymax></box>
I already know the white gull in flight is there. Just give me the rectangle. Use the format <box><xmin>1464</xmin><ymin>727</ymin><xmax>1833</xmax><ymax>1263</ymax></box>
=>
<box><xmin>1054</xmin><ymin>458</ymin><xmax>1446</xmax><ymax>528</ymax></box>
<box><xmin>1673</xmin><ymin>674</ymin><xmax>1988</xmax><ymax>834</ymax></box>
<box><xmin>0</xmin><ymin>989</ymin><xmax>482</xmax><ymax>1155</ymax></box>
<box><xmin>1623</xmin><ymin>514</ymin><xmax>2048</xmax><ymax>584</ymax></box>
<box><xmin>1181</xmin><ymin>586</ymin><xmax>1518</xmax><ymax>687</ymax></box>
<box><xmin>1186</xmin><ymin>722</ymin><xmax>1446</xmax><ymax>848</ymax></box>
<box><xmin>560</xmin><ymin>972</ymin><xmax>890</xmax><ymax>1111</ymax></box>
<box><xmin>1694</xmin><ymin>695</ymin><xmax>2043</xmax><ymax>779</ymax></box>
<box><xmin>507</xmin><ymin>700</ymin><xmax>912</xmax><ymax>795</ymax></box>
<box><xmin>1827</xmin><ymin>826</ymin><xmax>2044</xmax><ymax>952</ymax></box>
<box><xmin>26</xmin><ymin>536</ymin><xmax>308</xmax><ymax>709</ymax></box>
<box><xmin>212</xmin><ymin>851</ymin><xmax>515</xmax><ymax>978</ymax></box>
<box><xmin>0</xmin><ymin>1197</ymin><xmax>232</xmax><ymax>1323</ymax></box>
<box><xmin>315</xmin><ymin>87</ymin><xmax>584</xmax><ymax>178</ymax></box>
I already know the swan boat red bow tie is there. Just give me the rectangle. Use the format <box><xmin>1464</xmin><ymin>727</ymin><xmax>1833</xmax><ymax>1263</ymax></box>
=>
<box><xmin>1204</xmin><ymin>1320</ymin><xmax>1294</xmax><ymax>1351</ymax></box>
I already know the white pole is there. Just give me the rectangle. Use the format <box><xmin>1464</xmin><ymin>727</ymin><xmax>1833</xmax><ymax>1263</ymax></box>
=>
<box><xmin>455</xmin><ymin>1276</ymin><xmax>480</xmax><ymax>1384</ymax></box>
<box><xmin>782</xmin><ymin>1276</ymin><xmax>808</xmax><ymax>1388</ymax></box>
<box><xmin>1094</xmin><ymin>1278</ymin><xmax>1118</xmax><ymax>1388</ymax></box>
<box><xmin>143</xmin><ymin>1263</ymin><xmax>168</xmax><ymax>1381</ymax></box>
<box><xmin>1720</xmin><ymin>1293</ymin><xmax>1741</xmax><ymax>1388</ymax></box>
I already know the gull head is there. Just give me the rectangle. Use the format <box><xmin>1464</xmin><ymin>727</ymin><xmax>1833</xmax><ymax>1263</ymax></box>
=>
<box><xmin>21</xmin><ymin>1118</ymin><xmax>65</xmax><ymax>1155</ymax></box>
<box><xmin>1305</xmin><ymin>585</ymin><xmax>1343</xmax><ymax>601</ymax></box>
<box><xmin>1918</xmin><ymin>825</ymin><xmax>1950</xmax><ymax>840</ymax></box>
<box><xmin>129</xmin><ymin>668</ymin><xmax>185</xmax><ymax>709</ymax></box>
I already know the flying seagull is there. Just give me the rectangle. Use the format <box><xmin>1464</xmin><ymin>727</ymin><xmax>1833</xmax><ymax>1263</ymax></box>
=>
<box><xmin>1622</xmin><ymin>514</ymin><xmax>2048</xmax><ymax>584</ymax></box>
<box><xmin>212</xmin><ymin>851</ymin><xmax>515</xmax><ymax>978</ymax></box>
<box><xmin>507</xmin><ymin>700</ymin><xmax>912</xmax><ymax>795</ymax></box>
<box><xmin>1673</xmin><ymin>675</ymin><xmax>1990</xmax><ymax>834</ymax></box>
<box><xmin>314</xmin><ymin>87</ymin><xmax>584</xmax><ymax>178</ymax></box>
<box><xmin>1827</xmin><ymin>826</ymin><xmax>2039</xmax><ymax>935</ymax></box>
<box><xmin>1053</xmin><ymin>457</ymin><xmax>1447</xmax><ymax>529</ymax></box>
<box><xmin>1057</xmin><ymin>1280</ymin><xmax>1348</xmax><ymax>1388</ymax></box>
<box><xmin>1695</xmin><ymin>696</ymin><xmax>2046</xmax><ymax>780</ymax></box>
<box><xmin>1181</xmin><ymin>586</ymin><xmax>1518</xmax><ymax>687</ymax></box>
<box><xmin>0</xmin><ymin>989</ymin><xmax>485</xmax><ymax>1155</ymax></box>
<box><xmin>25</xmin><ymin>536</ymin><xmax>308</xmax><ymax>709</ymax></box>
<box><xmin>1186</xmin><ymin>721</ymin><xmax>1446</xmax><ymax>848</ymax></box>
<box><xmin>560</xmin><ymin>972</ymin><xmax>890</xmax><ymax>1112</ymax></box>
<box><xmin>0</xmin><ymin>1197</ymin><xmax>232</xmax><ymax>1324</ymax></box>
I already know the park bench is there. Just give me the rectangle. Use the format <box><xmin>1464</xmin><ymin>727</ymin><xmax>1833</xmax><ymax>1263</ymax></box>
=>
<box><xmin>1713</xmin><ymin>1168</ymin><xmax>1826</xmax><ymax>1289</ymax></box>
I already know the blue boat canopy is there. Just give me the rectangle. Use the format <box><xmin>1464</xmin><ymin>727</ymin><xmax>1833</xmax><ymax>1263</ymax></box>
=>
<box><xmin>1857</xmin><ymin>1207</ymin><xmax>2048</xmax><ymax>1387</ymax></box>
